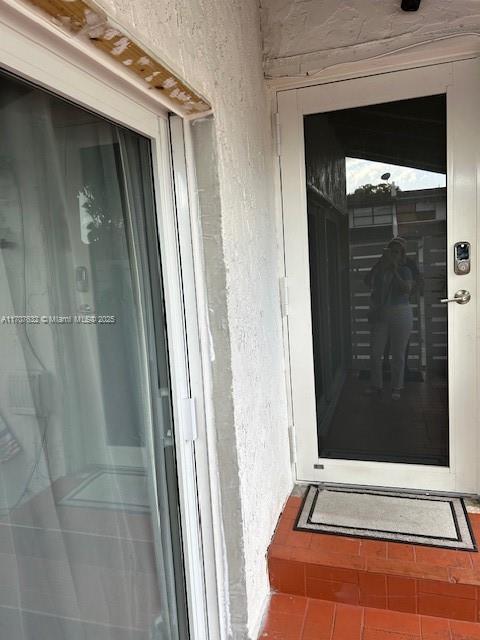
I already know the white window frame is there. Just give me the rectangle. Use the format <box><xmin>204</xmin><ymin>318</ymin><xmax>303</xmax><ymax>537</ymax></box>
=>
<box><xmin>0</xmin><ymin>5</ymin><xmax>222</xmax><ymax>639</ymax></box>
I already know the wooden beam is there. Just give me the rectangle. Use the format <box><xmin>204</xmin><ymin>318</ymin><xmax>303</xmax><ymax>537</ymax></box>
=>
<box><xmin>23</xmin><ymin>0</ymin><xmax>211</xmax><ymax>115</ymax></box>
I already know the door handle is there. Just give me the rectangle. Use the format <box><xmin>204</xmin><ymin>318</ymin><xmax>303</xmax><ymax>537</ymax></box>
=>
<box><xmin>440</xmin><ymin>289</ymin><xmax>471</xmax><ymax>305</ymax></box>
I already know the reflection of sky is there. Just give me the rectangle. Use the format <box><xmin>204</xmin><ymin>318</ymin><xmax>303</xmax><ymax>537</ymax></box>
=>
<box><xmin>346</xmin><ymin>158</ymin><xmax>446</xmax><ymax>195</ymax></box>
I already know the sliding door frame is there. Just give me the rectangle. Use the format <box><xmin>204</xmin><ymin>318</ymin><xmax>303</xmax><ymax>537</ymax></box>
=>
<box><xmin>0</xmin><ymin>8</ymin><xmax>221</xmax><ymax>640</ymax></box>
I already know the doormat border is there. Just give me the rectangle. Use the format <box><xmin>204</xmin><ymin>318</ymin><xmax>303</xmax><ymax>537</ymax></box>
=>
<box><xmin>294</xmin><ymin>485</ymin><xmax>477</xmax><ymax>551</ymax></box>
<box><xmin>58</xmin><ymin>467</ymin><xmax>149</xmax><ymax>514</ymax></box>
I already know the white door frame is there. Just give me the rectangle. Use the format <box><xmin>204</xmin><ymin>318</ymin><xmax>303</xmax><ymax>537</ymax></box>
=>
<box><xmin>278</xmin><ymin>58</ymin><xmax>480</xmax><ymax>494</ymax></box>
<box><xmin>0</xmin><ymin>7</ymin><xmax>222</xmax><ymax>639</ymax></box>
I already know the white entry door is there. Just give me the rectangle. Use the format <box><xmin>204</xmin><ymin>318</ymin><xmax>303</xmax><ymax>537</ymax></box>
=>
<box><xmin>279</xmin><ymin>59</ymin><xmax>480</xmax><ymax>493</ymax></box>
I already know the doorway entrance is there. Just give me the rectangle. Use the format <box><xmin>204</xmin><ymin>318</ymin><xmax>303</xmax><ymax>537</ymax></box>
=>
<box><xmin>279</xmin><ymin>60</ymin><xmax>480</xmax><ymax>492</ymax></box>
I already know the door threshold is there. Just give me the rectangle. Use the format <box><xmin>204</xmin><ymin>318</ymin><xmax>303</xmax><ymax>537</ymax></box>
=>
<box><xmin>292</xmin><ymin>481</ymin><xmax>480</xmax><ymax>501</ymax></box>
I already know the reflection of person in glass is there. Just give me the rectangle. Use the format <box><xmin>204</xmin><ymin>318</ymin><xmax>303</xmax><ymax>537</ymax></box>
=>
<box><xmin>364</xmin><ymin>237</ymin><xmax>413</xmax><ymax>400</ymax></box>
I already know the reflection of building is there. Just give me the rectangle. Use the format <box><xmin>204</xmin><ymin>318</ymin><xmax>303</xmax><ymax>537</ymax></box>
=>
<box><xmin>349</xmin><ymin>186</ymin><xmax>446</xmax><ymax>227</ymax></box>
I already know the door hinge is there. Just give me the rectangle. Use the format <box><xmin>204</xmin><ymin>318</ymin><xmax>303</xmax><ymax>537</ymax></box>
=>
<box><xmin>182</xmin><ymin>397</ymin><xmax>198</xmax><ymax>442</ymax></box>
<box><xmin>274</xmin><ymin>112</ymin><xmax>281</xmax><ymax>157</ymax></box>
<box><xmin>279</xmin><ymin>276</ymin><xmax>288</xmax><ymax>318</ymax></box>
<box><xmin>288</xmin><ymin>425</ymin><xmax>296</xmax><ymax>465</ymax></box>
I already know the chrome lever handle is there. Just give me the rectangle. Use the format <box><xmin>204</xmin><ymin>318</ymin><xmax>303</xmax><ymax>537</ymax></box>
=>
<box><xmin>440</xmin><ymin>289</ymin><xmax>471</xmax><ymax>304</ymax></box>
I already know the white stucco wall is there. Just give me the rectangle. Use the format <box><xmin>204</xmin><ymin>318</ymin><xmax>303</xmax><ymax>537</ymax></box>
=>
<box><xmin>88</xmin><ymin>0</ymin><xmax>292</xmax><ymax>637</ymax></box>
<box><xmin>261</xmin><ymin>0</ymin><xmax>480</xmax><ymax>76</ymax></box>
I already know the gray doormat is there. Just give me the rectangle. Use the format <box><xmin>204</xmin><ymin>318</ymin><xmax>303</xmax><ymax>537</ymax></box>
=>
<box><xmin>295</xmin><ymin>485</ymin><xmax>476</xmax><ymax>550</ymax></box>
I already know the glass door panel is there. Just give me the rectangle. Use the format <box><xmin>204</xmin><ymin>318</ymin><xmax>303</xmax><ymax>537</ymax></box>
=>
<box><xmin>279</xmin><ymin>59</ymin><xmax>480</xmax><ymax>491</ymax></box>
<box><xmin>0</xmin><ymin>70</ymin><xmax>188</xmax><ymax>639</ymax></box>
<box><xmin>305</xmin><ymin>95</ymin><xmax>448</xmax><ymax>466</ymax></box>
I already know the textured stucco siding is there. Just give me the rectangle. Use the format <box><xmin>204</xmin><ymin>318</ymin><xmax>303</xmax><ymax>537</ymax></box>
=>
<box><xmin>261</xmin><ymin>0</ymin><xmax>480</xmax><ymax>76</ymax></box>
<box><xmin>90</xmin><ymin>0</ymin><xmax>292</xmax><ymax>637</ymax></box>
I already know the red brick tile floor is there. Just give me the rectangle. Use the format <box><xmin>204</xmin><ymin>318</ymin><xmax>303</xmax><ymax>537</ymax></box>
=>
<box><xmin>259</xmin><ymin>594</ymin><xmax>480</xmax><ymax>639</ymax></box>
<box><xmin>259</xmin><ymin>492</ymin><xmax>480</xmax><ymax>639</ymax></box>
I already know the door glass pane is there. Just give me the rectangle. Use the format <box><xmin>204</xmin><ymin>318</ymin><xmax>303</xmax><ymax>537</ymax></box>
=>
<box><xmin>0</xmin><ymin>71</ymin><xmax>188</xmax><ymax>638</ymax></box>
<box><xmin>305</xmin><ymin>95</ymin><xmax>448</xmax><ymax>466</ymax></box>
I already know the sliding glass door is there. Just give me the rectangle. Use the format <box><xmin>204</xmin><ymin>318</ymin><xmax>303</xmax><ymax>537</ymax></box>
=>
<box><xmin>0</xmin><ymin>70</ymin><xmax>188</xmax><ymax>638</ymax></box>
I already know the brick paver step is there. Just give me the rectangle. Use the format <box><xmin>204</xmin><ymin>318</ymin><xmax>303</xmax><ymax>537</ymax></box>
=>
<box><xmin>268</xmin><ymin>495</ymin><xmax>480</xmax><ymax>623</ymax></box>
<box><xmin>259</xmin><ymin>594</ymin><xmax>480</xmax><ymax>639</ymax></box>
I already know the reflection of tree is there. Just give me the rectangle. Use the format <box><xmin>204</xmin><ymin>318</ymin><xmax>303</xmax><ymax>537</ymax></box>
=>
<box><xmin>350</xmin><ymin>183</ymin><xmax>402</xmax><ymax>199</ymax></box>
<box><xmin>79</xmin><ymin>185</ymin><xmax>124</xmax><ymax>244</ymax></box>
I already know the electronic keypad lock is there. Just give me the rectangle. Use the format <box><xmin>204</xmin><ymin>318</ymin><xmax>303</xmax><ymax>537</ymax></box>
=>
<box><xmin>454</xmin><ymin>241</ymin><xmax>471</xmax><ymax>275</ymax></box>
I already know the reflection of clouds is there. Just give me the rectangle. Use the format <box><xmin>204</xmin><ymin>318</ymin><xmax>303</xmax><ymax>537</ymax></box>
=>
<box><xmin>346</xmin><ymin>158</ymin><xmax>446</xmax><ymax>194</ymax></box>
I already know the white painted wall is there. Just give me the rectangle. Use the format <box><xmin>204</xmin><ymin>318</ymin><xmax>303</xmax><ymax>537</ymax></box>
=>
<box><xmin>261</xmin><ymin>0</ymin><xmax>480</xmax><ymax>77</ymax></box>
<box><xmin>88</xmin><ymin>0</ymin><xmax>292</xmax><ymax>637</ymax></box>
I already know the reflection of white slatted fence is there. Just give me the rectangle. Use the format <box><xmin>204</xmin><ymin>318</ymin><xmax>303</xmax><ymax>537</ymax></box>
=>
<box><xmin>349</xmin><ymin>229</ymin><xmax>447</xmax><ymax>377</ymax></box>
<box><xmin>349</xmin><ymin>232</ymin><xmax>422</xmax><ymax>371</ymax></box>
<box><xmin>423</xmin><ymin>235</ymin><xmax>448</xmax><ymax>374</ymax></box>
